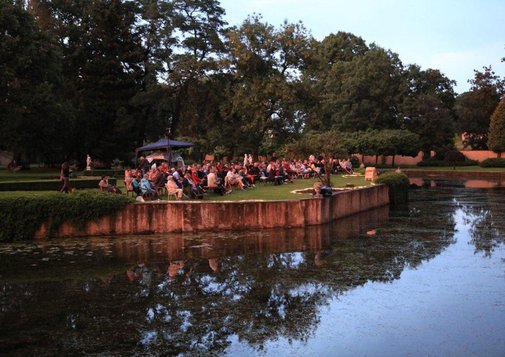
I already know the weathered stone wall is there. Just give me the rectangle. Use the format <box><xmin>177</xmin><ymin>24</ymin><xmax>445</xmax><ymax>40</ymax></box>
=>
<box><xmin>35</xmin><ymin>185</ymin><xmax>389</xmax><ymax>238</ymax></box>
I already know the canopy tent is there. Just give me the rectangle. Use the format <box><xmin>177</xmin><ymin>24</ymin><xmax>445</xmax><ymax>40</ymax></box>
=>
<box><xmin>145</xmin><ymin>151</ymin><xmax>183</xmax><ymax>162</ymax></box>
<box><xmin>135</xmin><ymin>139</ymin><xmax>195</xmax><ymax>156</ymax></box>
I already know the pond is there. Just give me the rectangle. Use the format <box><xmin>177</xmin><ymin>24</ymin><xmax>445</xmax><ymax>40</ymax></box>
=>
<box><xmin>1</xmin><ymin>180</ymin><xmax>505</xmax><ymax>356</ymax></box>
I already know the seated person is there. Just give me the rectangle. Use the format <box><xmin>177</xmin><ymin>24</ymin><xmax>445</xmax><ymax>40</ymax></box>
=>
<box><xmin>225</xmin><ymin>168</ymin><xmax>245</xmax><ymax>191</ymax></box>
<box><xmin>98</xmin><ymin>176</ymin><xmax>109</xmax><ymax>191</ymax></box>
<box><xmin>182</xmin><ymin>172</ymin><xmax>204</xmax><ymax>199</ymax></box>
<box><xmin>98</xmin><ymin>176</ymin><xmax>121</xmax><ymax>194</ymax></box>
<box><xmin>171</xmin><ymin>168</ymin><xmax>183</xmax><ymax>188</ymax></box>
<box><xmin>140</xmin><ymin>177</ymin><xmax>159</xmax><ymax>199</ymax></box>
<box><xmin>151</xmin><ymin>168</ymin><xmax>166</xmax><ymax>193</ymax></box>
<box><xmin>206</xmin><ymin>169</ymin><xmax>218</xmax><ymax>189</ymax></box>
<box><xmin>166</xmin><ymin>175</ymin><xmax>183</xmax><ymax>199</ymax></box>
<box><xmin>238</xmin><ymin>168</ymin><xmax>254</xmax><ymax>187</ymax></box>
<box><xmin>130</xmin><ymin>177</ymin><xmax>142</xmax><ymax>196</ymax></box>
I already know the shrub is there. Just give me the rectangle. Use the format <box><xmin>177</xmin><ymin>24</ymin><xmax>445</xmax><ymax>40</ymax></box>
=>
<box><xmin>0</xmin><ymin>191</ymin><xmax>133</xmax><ymax>242</ymax></box>
<box><xmin>417</xmin><ymin>158</ymin><xmax>478</xmax><ymax>167</ymax></box>
<box><xmin>375</xmin><ymin>172</ymin><xmax>409</xmax><ymax>207</ymax></box>
<box><xmin>0</xmin><ymin>178</ymin><xmax>116</xmax><ymax>191</ymax></box>
<box><xmin>488</xmin><ymin>97</ymin><xmax>505</xmax><ymax>152</ymax></box>
<box><xmin>479</xmin><ymin>158</ymin><xmax>505</xmax><ymax>168</ymax></box>
<box><xmin>443</xmin><ymin>150</ymin><xmax>466</xmax><ymax>162</ymax></box>
<box><xmin>81</xmin><ymin>169</ymin><xmax>124</xmax><ymax>177</ymax></box>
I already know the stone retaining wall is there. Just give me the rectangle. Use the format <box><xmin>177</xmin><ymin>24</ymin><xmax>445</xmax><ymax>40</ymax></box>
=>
<box><xmin>35</xmin><ymin>185</ymin><xmax>389</xmax><ymax>238</ymax></box>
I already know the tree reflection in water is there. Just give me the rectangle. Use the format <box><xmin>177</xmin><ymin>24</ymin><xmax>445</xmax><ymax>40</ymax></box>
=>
<box><xmin>4</xmin><ymin>184</ymin><xmax>497</xmax><ymax>356</ymax></box>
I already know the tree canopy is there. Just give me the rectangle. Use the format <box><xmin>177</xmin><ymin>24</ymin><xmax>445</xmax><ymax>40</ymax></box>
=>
<box><xmin>0</xmin><ymin>0</ymin><xmax>501</xmax><ymax>165</ymax></box>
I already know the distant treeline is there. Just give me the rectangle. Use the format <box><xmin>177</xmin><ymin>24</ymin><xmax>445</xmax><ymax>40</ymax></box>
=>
<box><xmin>1</xmin><ymin>0</ymin><xmax>504</xmax><ymax>165</ymax></box>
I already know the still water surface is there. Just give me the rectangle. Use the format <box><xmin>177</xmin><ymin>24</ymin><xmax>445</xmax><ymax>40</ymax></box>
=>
<box><xmin>1</xmin><ymin>181</ymin><xmax>505</xmax><ymax>356</ymax></box>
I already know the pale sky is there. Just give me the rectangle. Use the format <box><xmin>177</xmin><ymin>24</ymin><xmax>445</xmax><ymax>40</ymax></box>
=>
<box><xmin>220</xmin><ymin>0</ymin><xmax>505</xmax><ymax>93</ymax></box>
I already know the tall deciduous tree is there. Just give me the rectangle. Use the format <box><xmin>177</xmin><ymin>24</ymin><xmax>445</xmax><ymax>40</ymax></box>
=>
<box><xmin>0</xmin><ymin>0</ymin><xmax>69</xmax><ymax>162</ymax></box>
<box><xmin>455</xmin><ymin>66</ymin><xmax>505</xmax><ymax>149</ymax></box>
<box><xmin>487</xmin><ymin>97</ymin><xmax>505</xmax><ymax>155</ymax></box>
<box><xmin>303</xmin><ymin>33</ymin><xmax>404</xmax><ymax>132</ymax></box>
<box><xmin>401</xmin><ymin>65</ymin><xmax>456</xmax><ymax>158</ymax></box>
<box><xmin>29</xmin><ymin>0</ymin><xmax>147</xmax><ymax>162</ymax></box>
<box><xmin>167</xmin><ymin>0</ymin><xmax>228</xmax><ymax>139</ymax></box>
<box><xmin>217</xmin><ymin>16</ymin><xmax>312</xmax><ymax>157</ymax></box>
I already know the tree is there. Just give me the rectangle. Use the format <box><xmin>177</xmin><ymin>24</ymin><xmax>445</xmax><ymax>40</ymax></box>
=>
<box><xmin>0</xmin><ymin>0</ymin><xmax>69</xmax><ymax>163</ymax></box>
<box><xmin>167</xmin><ymin>0</ymin><xmax>228</xmax><ymax>138</ymax></box>
<box><xmin>487</xmin><ymin>97</ymin><xmax>505</xmax><ymax>155</ymax></box>
<box><xmin>344</xmin><ymin>130</ymin><xmax>420</xmax><ymax>166</ymax></box>
<box><xmin>455</xmin><ymin>66</ymin><xmax>505</xmax><ymax>149</ymax></box>
<box><xmin>401</xmin><ymin>65</ymin><xmax>457</xmax><ymax>158</ymax></box>
<box><xmin>303</xmin><ymin>34</ymin><xmax>405</xmax><ymax>132</ymax></box>
<box><xmin>218</xmin><ymin>16</ymin><xmax>312</xmax><ymax>157</ymax></box>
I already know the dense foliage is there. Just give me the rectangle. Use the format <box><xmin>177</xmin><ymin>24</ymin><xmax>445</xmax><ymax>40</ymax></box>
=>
<box><xmin>0</xmin><ymin>190</ymin><xmax>133</xmax><ymax>242</ymax></box>
<box><xmin>479</xmin><ymin>158</ymin><xmax>505</xmax><ymax>168</ymax></box>
<box><xmin>488</xmin><ymin>97</ymin><xmax>505</xmax><ymax>153</ymax></box>
<box><xmin>417</xmin><ymin>159</ymin><xmax>478</xmax><ymax>167</ymax></box>
<box><xmin>455</xmin><ymin>67</ymin><xmax>505</xmax><ymax>149</ymax></box>
<box><xmin>0</xmin><ymin>0</ymin><xmax>501</xmax><ymax>165</ymax></box>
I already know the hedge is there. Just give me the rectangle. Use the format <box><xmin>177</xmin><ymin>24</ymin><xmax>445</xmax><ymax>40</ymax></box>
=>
<box><xmin>0</xmin><ymin>178</ymin><xmax>116</xmax><ymax>191</ymax></box>
<box><xmin>417</xmin><ymin>159</ymin><xmax>478</xmax><ymax>167</ymax></box>
<box><xmin>81</xmin><ymin>169</ymin><xmax>125</xmax><ymax>177</ymax></box>
<box><xmin>0</xmin><ymin>190</ymin><xmax>134</xmax><ymax>242</ymax></box>
<box><xmin>375</xmin><ymin>172</ymin><xmax>409</xmax><ymax>208</ymax></box>
<box><xmin>479</xmin><ymin>158</ymin><xmax>505</xmax><ymax>168</ymax></box>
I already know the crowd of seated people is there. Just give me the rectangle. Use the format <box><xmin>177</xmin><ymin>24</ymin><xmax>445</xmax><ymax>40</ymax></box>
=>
<box><xmin>123</xmin><ymin>154</ymin><xmax>356</xmax><ymax>200</ymax></box>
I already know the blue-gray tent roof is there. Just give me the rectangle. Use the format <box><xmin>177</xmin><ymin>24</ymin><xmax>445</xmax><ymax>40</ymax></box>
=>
<box><xmin>135</xmin><ymin>139</ymin><xmax>195</xmax><ymax>154</ymax></box>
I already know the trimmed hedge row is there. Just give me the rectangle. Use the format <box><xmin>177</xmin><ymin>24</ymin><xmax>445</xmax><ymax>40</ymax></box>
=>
<box><xmin>375</xmin><ymin>172</ymin><xmax>410</xmax><ymax>208</ymax></box>
<box><xmin>479</xmin><ymin>158</ymin><xmax>505</xmax><ymax>167</ymax></box>
<box><xmin>81</xmin><ymin>169</ymin><xmax>124</xmax><ymax>177</ymax></box>
<box><xmin>417</xmin><ymin>159</ymin><xmax>478</xmax><ymax>167</ymax></box>
<box><xmin>0</xmin><ymin>190</ymin><xmax>133</xmax><ymax>242</ymax></box>
<box><xmin>0</xmin><ymin>178</ymin><xmax>116</xmax><ymax>191</ymax></box>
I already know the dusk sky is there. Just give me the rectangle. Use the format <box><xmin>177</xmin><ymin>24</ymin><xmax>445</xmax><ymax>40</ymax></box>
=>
<box><xmin>220</xmin><ymin>0</ymin><xmax>505</xmax><ymax>93</ymax></box>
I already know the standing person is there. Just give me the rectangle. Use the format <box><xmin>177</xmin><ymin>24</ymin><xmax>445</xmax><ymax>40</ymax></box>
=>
<box><xmin>137</xmin><ymin>156</ymin><xmax>150</xmax><ymax>175</ymax></box>
<box><xmin>60</xmin><ymin>161</ymin><xmax>71</xmax><ymax>193</ymax></box>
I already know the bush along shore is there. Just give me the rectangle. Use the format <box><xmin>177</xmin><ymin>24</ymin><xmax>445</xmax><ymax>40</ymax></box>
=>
<box><xmin>0</xmin><ymin>191</ymin><xmax>133</xmax><ymax>242</ymax></box>
<box><xmin>375</xmin><ymin>172</ymin><xmax>409</xmax><ymax>208</ymax></box>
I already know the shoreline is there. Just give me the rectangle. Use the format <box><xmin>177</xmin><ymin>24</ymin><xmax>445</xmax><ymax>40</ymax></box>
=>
<box><xmin>35</xmin><ymin>185</ymin><xmax>389</xmax><ymax>238</ymax></box>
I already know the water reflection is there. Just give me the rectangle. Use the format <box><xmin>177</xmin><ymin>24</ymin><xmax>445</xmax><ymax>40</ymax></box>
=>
<box><xmin>1</xmin><ymin>183</ymin><xmax>505</xmax><ymax>355</ymax></box>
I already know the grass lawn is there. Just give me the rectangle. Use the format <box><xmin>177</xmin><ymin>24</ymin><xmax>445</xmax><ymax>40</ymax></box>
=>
<box><xmin>3</xmin><ymin>164</ymin><xmax>504</xmax><ymax>202</ymax></box>
<box><xmin>0</xmin><ymin>174</ymin><xmax>371</xmax><ymax>201</ymax></box>
<box><xmin>0</xmin><ymin>168</ymin><xmax>61</xmax><ymax>181</ymax></box>
<box><xmin>205</xmin><ymin>175</ymin><xmax>371</xmax><ymax>201</ymax></box>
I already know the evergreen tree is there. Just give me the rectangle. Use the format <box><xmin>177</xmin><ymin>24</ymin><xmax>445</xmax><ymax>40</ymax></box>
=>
<box><xmin>488</xmin><ymin>97</ymin><xmax>505</xmax><ymax>154</ymax></box>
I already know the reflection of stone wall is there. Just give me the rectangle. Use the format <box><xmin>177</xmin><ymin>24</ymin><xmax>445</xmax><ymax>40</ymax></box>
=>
<box><xmin>35</xmin><ymin>185</ymin><xmax>389</xmax><ymax>238</ymax></box>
